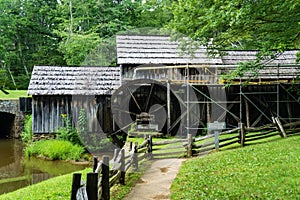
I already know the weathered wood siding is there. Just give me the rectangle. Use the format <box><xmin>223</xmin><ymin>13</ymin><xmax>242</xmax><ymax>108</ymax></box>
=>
<box><xmin>32</xmin><ymin>95</ymin><xmax>112</xmax><ymax>134</ymax></box>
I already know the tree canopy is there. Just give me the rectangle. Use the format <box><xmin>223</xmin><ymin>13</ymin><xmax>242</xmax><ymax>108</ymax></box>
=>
<box><xmin>1</xmin><ymin>0</ymin><xmax>300</xmax><ymax>89</ymax></box>
<box><xmin>170</xmin><ymin>0</ymin><xmax>300</xmax><ymax>55</ymax></box>
<box><xmin>0</xmin><ymin>0</ymin><xmax>172</xmax><ymax>89</ymax></box>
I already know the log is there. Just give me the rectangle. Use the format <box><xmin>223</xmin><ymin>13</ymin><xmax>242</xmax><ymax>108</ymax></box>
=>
<box><xmin>274</xmin><ymin>117</ymin><xmax>287</xmax><ymax>138</ymax></box>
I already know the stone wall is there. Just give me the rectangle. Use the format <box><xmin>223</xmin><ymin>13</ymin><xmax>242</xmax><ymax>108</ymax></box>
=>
<box><xmin>0</xmin><ymin>99</ymin><xmax>25</xmax><ymax>138</ymax></box>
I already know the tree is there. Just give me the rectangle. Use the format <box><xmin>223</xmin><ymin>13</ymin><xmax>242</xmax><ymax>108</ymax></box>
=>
<box><xmin>170</xmin><ymin>0</ymin><xmax>300</xmax><ymax>57</ymax></box>
<box><xmin>0</xmin><ymin>0</ymin><xmax>65</xmax><ymax>89</ymax></box>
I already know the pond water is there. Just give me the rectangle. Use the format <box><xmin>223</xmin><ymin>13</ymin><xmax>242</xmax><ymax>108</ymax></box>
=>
<box><xmin>0</xmin><ymin>139</ymin><xmax>90</xmax><ymax>195</ymax></box>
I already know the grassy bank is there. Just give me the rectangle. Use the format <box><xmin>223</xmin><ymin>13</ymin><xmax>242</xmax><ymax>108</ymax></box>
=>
<box><xmin>0</xmin><ymin>161</ymin><xmax>149</xmax><ymax>200</ymax></box>
<box><xmin>171</xmin><ymin>135</ymin><xmax>300</xmax><ymax>199</ymax></box>
<box><xmin>0</xmin><ymin>90</ymin><xmax>28</xmax><ymax>99</ymax></box>
<box><xmin>0</xmin><ymin>168</ymin><xmax>91</xmax><ymax>200</ymax></box>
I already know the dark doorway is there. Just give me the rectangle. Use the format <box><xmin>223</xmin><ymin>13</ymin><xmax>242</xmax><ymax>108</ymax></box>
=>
<box><xmin>0</xmin><ymin>112</ymin><xmax>15</xmax><ymax>138</ymax></box>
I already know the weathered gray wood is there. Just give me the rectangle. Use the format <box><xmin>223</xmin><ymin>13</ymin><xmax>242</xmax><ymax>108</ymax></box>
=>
<box><xmin>239</xmin><ymin>123</ymin><xmax>246</xmax><ymax>146</ymax></box>
<box><xmin>274</xmin><ymin>117</ymin><xmax>287</xmax><ymax>138</ymax></box>
<box><xmin>153</xmin><ymin>138</ymin><xmax>187</xmax><ymax>145</ymax></box>
<box><xmin>219</xmin><ymin>139</ymin><xmax>240</xmax><ymax>148</ymax></box>
<box><xmin>245</xmin><ymin>129</ymin><xmax>277</xmax><ymax>139</ymax></box>
<box><xmin>71</xmin><ymin>173</ymin><xmax>82</xmax><ymax>200</ymax></box>
<box><xmin>101</xmin><ymin>156</ymin><xmax>110</xmax><ymax>200</ymax></box>
<box><xmin>120</xmin><ymin>149</ymin><xmax>125</xmax><ymax>185</ymax></box>
<box><xmin>76</xmin><ymin>187</ymin><xmax>88</xmax><ymax>200</ymax></box>
<box><xmin>245</xmin><ymin>99</ymin><xmax>250</xmax><ymax>128</ymax></box>
<box><xmin>147</xmin><ymin>135</ymin><xmax>153</xmax><ymax>159</ymax></box>
<box><xmin>86</xmin><ymin>173</ymin><xmax>98</xmax><ymax>200</ymax></box>
<box><xmin>133</xmin><ymin>142</ymin><xmax>138</xmax><ymax>171</ymax></box>
<box><xmin>214</xmin><ymin>131</ymin><xmax>220</xmax><ymax>151</ymax></box>
<box><xmin>193</xmin><ymin>140</ymin><xmax>215</xmax><ymax>149</ymax></box>
<box><xmin>109</xmin><ymin>171</ymin><xmax>121</xmax><ymax>187</ymax></box>
<box><xmin>28</xmin><ymin>66</ymin><xmax>121</xmax><ymax>96</ymax></box>
<box><xmin>245</xmin><ymin>133</ymin><xmax>278</xmax><ymax>142</ymax></box>
<box><xmin>187</xmin><ymin>134</ymin><xmax>193</xmax><ymax>157</ymax></box>
<box><xmin>93</xmin><ymin>156</ymin><xmax>98</xmax><ymax>173</ymax></box>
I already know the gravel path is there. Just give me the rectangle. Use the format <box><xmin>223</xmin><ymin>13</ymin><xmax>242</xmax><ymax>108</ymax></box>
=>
<box><xmin>122</xmin><ymin>158</ymin><xmax>185</xmax><ymax>200</ymax></box>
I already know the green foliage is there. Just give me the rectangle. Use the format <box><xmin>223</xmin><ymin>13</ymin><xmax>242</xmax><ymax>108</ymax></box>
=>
<box><xmin>25</xmin><ymin>140</ymin><xmax>85</xmax><ymax>161</ymax></box>
<box><xmin>170</xmin><ymin>0</ymin><xmax>300</xmax><ymax>52</ymax></box>
<box><xmin>169</xmin><ymin>0</ymin><xmax>300</xmax><ymax>78</ymax></box>
<box><xmin>56</xmin><ymin>33</ymin><xmax>101</xmax><ymax>66</ymax></box>
<box><xmin>20</xmin><ymin>115</ymin><xmax>33</xmax><ymax>145</ymax></box>
<box><xmin>77</xmin><ymin>109</ymin><xmax>88</xmax><ymax>140</ymax></box>
<box><xmin>171</xmin><ymin>136</ymin><xmax>300</xmax><ymax>199</ymax></box>
<box><xmin>56</xmin><ymin>114</ymin><xmax>82</xmax><ymax>146</ymax></box>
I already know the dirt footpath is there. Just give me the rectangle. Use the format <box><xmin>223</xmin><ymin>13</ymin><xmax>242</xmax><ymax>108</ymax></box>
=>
<box><xmin>123</xmin><ymin>158</ymin><xmax>185</xmax><ymax>200</ymax></box>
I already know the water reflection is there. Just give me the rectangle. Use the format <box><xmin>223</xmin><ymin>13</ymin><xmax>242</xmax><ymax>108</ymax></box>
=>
<box><xmin>0</xmin><ymin>139</ymin><xmax>89</xmax><ymax>195</ymax></box>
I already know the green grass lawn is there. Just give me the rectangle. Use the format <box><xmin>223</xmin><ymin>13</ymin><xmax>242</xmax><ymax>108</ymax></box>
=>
<box><xmin>0</xmin><ymin>90</ymin><xmax>29</xmax><ymax>99</ymax></box>
<box><xmin>170</xmin><ymin>135</ymin><xmax>300</xmax><ymax>200</ymax></box>
<box><xmin>0</xmin><ymin>168</ymin><xmax>91</xmax><ymax>200</ymax></box>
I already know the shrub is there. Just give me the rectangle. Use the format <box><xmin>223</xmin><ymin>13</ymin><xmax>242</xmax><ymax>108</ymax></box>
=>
<box><xmin>25</xmin><ymin>140</ymin><xmax>85</xmax><ymax>161</ymax></box>
<box><xmin>21</xmin><ymin>115</ymin><xmax>32</xmax><ymax>145</ymax></box>
<box><xmin>56</xmin><ymin>114</ymin><xmax>82</xmax><ymax>146</ymax></box>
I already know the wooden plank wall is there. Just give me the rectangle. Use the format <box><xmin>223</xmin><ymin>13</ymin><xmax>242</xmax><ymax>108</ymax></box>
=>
<box><xmin>32</xmin><ymin>95</ymin><xmax>112</xmax><ymax>134</ymax></box>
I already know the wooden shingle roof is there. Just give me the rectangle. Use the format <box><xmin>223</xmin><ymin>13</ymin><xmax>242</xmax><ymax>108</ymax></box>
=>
<box><xmin>116</xmin><ymin>35</ymin><xmax>222</xmax><ymax>65</ymax></box>
<box><xmin>116</xmin><ymin>35</ymin><xmax>298</xmax><ymax>66</ymax></box>
<box><xmin>28</xmin><ymin>66</ymin><xmax>121</xmax><ymax>95</ymax></box>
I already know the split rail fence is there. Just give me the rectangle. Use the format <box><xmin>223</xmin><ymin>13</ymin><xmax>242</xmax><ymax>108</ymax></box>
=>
<box><xmin>70</xmin><ymin>117</ymin><xmax>300</xmax><ymax>200</ymax></box>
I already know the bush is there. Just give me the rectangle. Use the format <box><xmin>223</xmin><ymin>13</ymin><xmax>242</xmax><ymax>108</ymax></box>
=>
<box><xmin>25</xmin><ymin>140</ymin><xmax>85</xmax><ymax>161</ymax></box>
<box><xmin>21</xmin><ymin>115</ymin><xmax>32</xmax><ymax>145</ymax></box>
<box><xmin>56</xmin><ymin>114</ymin><xmax>82</xmax><ymax>146</ymax></box>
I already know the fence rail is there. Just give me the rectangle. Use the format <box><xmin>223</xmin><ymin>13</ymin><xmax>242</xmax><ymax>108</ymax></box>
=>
<box><xmin>71</xmin><ymin>117</ymin><xmax>300</xmax><ymax>200</ymax></box>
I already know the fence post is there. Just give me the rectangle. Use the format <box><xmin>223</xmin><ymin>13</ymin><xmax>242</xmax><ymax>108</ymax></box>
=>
<box><xmin>187</xmin><ymin>133</ymin><xmax>193</xmax><ymax>157</ymax></box>
<box><xmin>133</xmin><ymin>142</ymin><xmax>138</xmax><ymax>171</ymax></box>
<box><xmin>86</xmin><ymin>173</ymin><xmax>98</xmax><ymax>200</ymax></box>
<box><xmin>120</xmin><ymin>149</ymin><xmax>125</xmax><ymax>185</ymax></box>
<box><xmin>70</xmin><ymin>173</ymin><xmax>82</xmax><ymax>200</ymax></box>
<box><xmin>147</xmin><ymin>135</ymin><xmax>153</xmax><ymax>159</ymax></box>
<box><xmin>93</xmin><ymin>156</ymin><xmax>98</xmax><ymax>172</ymax></box>
<box><xmin>214</xmin><ymin>131</ymin><xmax>220</xmax><ymax>151</ymax></box>
<box><xmin>239</xmin><ymin>122</ymin><xmax>246</xmax><ymax>146</ymax></box>
<box><xmin>274</xmin><ymin>117</ymin><xmax>287</xmax><ymax>138</ymax></box>
<box><xmin>101</xmin><ymin>156</ymin><xmax>110</xmax><ymax>200</ymax></box>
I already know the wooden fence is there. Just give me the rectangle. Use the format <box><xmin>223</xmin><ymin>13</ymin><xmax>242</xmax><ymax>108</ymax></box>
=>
<box><xmin>70</xmin><ymin>136</ymin><xmax>152</xmax><ymax>200</ymax></box>
<box><xmin>70</xmin><ymin>117</ymin><xmax>300</xmax><ymax>200</ymax></box>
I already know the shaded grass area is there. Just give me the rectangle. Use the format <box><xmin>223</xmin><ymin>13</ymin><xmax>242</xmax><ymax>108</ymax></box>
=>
<box><xmin>170</xmin><ymin>135</ymin><xmax>300</xmax><ymax>200</ymax></box>
<box><xmin>0</xmin><ymin>154</ymin><xmax>150</xmax><ymax>200</ymax></box>
<box><xmin>0</xmin><ymin>90</ymin><xmax>28</xmax><ymax>99</ymax></box>
<box><xmin>0</xmin><ymin>168</ymin><xmax>91</xmax><ymax>200</ymax></box>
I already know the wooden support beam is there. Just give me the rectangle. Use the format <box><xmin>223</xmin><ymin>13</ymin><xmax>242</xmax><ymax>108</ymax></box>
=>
<box><xmin>274</xmin><ymin>117</ymin><xmax>287</xmax><ymax>138</ymax></box>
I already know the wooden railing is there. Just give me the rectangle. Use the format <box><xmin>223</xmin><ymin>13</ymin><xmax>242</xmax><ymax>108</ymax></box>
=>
<box><xmin>70</xmin><ymin>117</ymin><xmax>300</xmax><ymax>200</ymax></box>
<box><xmin>70</xmin><ymin>136</ymin><xmax>152</xmax><ymax>200</ymax></box>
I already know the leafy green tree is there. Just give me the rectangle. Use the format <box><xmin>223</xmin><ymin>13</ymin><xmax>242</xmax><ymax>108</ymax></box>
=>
<box><xmin>170</xmin><ymin>0</ymin><xmax>300</xmax><ymax>55</ymax></box>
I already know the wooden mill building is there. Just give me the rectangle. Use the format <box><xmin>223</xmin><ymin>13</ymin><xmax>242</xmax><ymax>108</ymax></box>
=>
<box><xmin>114</xmin><ymin>35</ymin><xmax>300</xmax><ymax>136</ymax></box>
<box><xmin>28</xmin><ymin>34</ymin><xmax>300</xmax><ymax>139</ymax></box>
<box><xmin>27</xmin><ymin>66</ymin><xmax>120</xmax><ymax>134</ymax></box>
